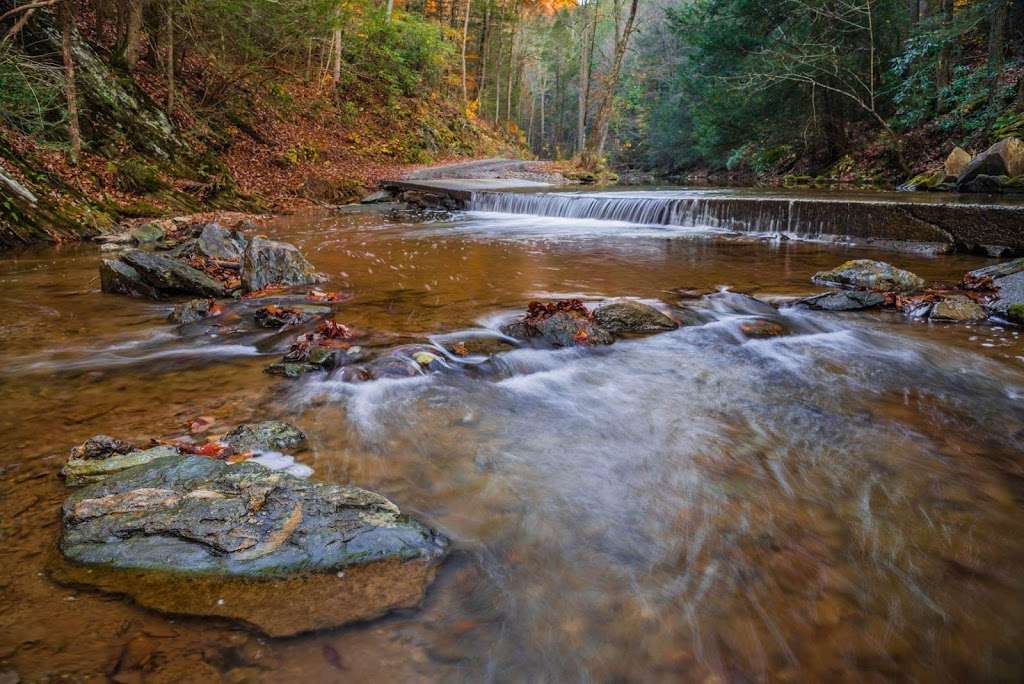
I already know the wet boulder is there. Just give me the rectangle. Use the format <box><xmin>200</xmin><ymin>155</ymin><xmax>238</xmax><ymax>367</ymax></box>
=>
<box><xmin>929</xmin><ymin>296</ymin><xmax>988</xmax><ymax>323</ymax></box>
<box><xmin>535</xmin><ymin>312</ymin><xmax>614</xmax><ymax>347</ymax></box>
<box><xmin>241</xmin><ymin>236</ymin><xmax>326</xmax><ymax>292</ymax></box>
<box><xmin>168</xmin><ymin>298</ymin><xmax>221</xmax><ymax>324</ymax></box>
<box><xmin>266</xmin><ymin>346</ymin><xmax>369</xmax><ymax>378</ymax></box>
<box><xmin>62</xmin><ymin>442</ymin><xmax>180</xmax><ymax>487</ymax></box>
<box><xmin>957</xmin><ymin>137</ymin><xmax>1024</xmax><ymax>190</ymax></box>
<box><xmin>120</xmin><ymin>250</ymin><xmax>230</xmax><ymax>298</ymax></box>
<box><xmin>223</xmin><ymin>420</ymin><xmax>306</xmax><ymax>452</ymax></box>
<box><xmin>812</xmin><ymin>259</ymin><xmax>924</xmax><ymax>294</ymax></box>
<box><xmin>366</xmin><ymin>345</ymin><xmax>449</xmax><ymax>379</ymax></box>
<box><xmin>196</xmin><ymin>223</ymin><xmax>246</xmax><ymax>260</ymax></box>
<box><xmin>99</xmin><ymin>259</ymin><xmax>163</xmax><ymax>299</ymax></box>
<box><xmin>500</xmin><ymin>300</ymin><xmax>614</xmax><ymax>348</ymax></box>
<box><xmin>797</xmin><ymin>290</ymin><xmax>885</xmax><ymax>311</ymax></box>
<box><xmin>592</xmin><ymin>301</ymin><xmax>678</xmax><ymax>335</ymax></box>
<box><xmin>58</xmin><ymin>454</ymin><xmax>449</xmax><ymax>636</ymax></box>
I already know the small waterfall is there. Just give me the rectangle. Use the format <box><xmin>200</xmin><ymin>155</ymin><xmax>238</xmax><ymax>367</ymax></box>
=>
<box><xmin>466</xmin><ymin>191</ymin><xmax>962</xmax><ymax>247</ymax></box>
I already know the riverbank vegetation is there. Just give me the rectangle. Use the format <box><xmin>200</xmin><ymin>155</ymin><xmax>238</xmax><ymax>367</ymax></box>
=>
<box><xmin>515</xmin><ymin>0</ymin><xmax>1024</xmax><ymax>182</ymax></box>
<box><xmin>3</xmin><ymin>0</ymin><xmax>1024</xmax><ymax>247</ymax></box>
<box><xmin>0</xmin><ymin>0</ymin><xmax>521</xmax><ymax>247</ymax></box>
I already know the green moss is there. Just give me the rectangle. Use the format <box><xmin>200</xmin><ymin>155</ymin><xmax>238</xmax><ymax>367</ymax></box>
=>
<box><xmin>113</xmin><ymin>158</ymin><xmax>167</xmax><ymax>194</ymax></box>
<box><xmin>1008</xmin><ymin>304</ymin><xmax>1024</xmax><ymax>324</ymax></box>
<box><xmin>117</xmin><ymin>200</ymin><xmax>164</xmax><ymax>218</ymax></box>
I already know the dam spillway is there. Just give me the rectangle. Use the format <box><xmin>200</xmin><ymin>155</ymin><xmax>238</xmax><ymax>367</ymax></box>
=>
<box><xmin>463</xmin><ymin>189</ymin><xmax>1024</xmax><ymax>253</ymax></box>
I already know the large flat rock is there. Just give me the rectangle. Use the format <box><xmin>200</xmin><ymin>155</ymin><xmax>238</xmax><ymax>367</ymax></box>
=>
<box><xmin>57</xmin><ymin>454</ymin><xmax>449</xmax><ymax>636</ymax></box>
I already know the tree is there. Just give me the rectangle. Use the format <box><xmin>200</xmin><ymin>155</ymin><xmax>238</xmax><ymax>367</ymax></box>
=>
<box><xmin>59</xmin><ymin>0</ymin><xmax>81</xmax><ymax>163</ymax></box>
<box><xmin>582</xmin><ymin>0</ymin><xmax>639</xmax><ymax>167</ymax></box>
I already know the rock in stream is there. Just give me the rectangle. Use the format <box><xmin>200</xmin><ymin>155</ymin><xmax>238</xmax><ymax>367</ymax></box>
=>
<box><xmin>56</xmin><ymin>450</ymin><xmax>449</xmax><ymax>636</ymax></box>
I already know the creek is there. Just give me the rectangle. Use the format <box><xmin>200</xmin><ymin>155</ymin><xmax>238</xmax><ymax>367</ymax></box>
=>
<box><xmin>1</xmin><ymin>195</ymin><xmax>1023</xmax><ymax>681</ymax></box>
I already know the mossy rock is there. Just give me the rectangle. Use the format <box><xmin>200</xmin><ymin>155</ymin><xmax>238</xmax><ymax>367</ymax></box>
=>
<box><xmin>1008</xmin><ymin>304</ymin><xmax>1024</xmax><ymax>324</ymax></box>
<box><xmin>114</xmin><ymin>158</ymin><xmax>167</xmax><ymax>194</ymax></box>
<box><xmin>902</xmin><ymin>169</ymin><xmax>944</xmax><ymax>191</ymax></box>
<box><xmin>117</xmin><ymin>200</ymin><xmax>164</xmax><ymax>218</ymax></box>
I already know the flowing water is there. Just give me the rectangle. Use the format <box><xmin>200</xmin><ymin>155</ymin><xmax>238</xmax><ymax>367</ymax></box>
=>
<box><xmin>2</xmin><ymin>199</ymin><xmax>1024</xmax><ymax>682</ymax></box>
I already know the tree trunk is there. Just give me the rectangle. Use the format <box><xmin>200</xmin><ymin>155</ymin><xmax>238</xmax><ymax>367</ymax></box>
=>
<box><xmin>60</xmin><ymin>0</ymin><xmax>81</xmax><ymax>165</ymax></box>
<box><xmin>165</xmin><ymin>0</ymin><xmax>174</xmax><ymax>114</ymax></box>
<box><xmin>386</xmin><ymin>0</ymin><xmax>394</xmax><ymax>21</ymax></box>
<box><xmin>583</xmin><ymin>0</ymin><xmax>639</xmax><ymax>167</ymax></box>
<box><xmin>987</xmin><ymin>0</ymin><xmax>1008</xmax><ymax>77</ymax></box>
<box><xmin>575</xmin><ymin>1</ymin><xmax>592</xmax><ymax>154</ymax></box>
<box><xmin>117</xmin><ymin>0</ymin><xmax>145</xmax><ymax>70</ymax></box>
<box><xmin>934</xmin><ymin>0</ymin><xmax>952</xmax><ymax>109</ymax></box>
<box><xmin>461</xmin><ymin>0</ymin><xmax>472</xmax><ymax>106</ymax></box>
<box><xmin>504</xmin><ymin>0</ymin><xmax>520</xmax><ymax>127</ymax></box>
<box><xmin>477</xmin><ymin>0</ymin><xmax>490</xmax><ymax>111</ymax></box>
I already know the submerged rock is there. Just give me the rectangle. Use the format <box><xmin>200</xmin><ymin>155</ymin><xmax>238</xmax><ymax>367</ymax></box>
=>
<box><xmin>62</xmin><ymin>444</ymin><xmax>180</xmax><ymax>487</ymax></box>
<box><xmin>738</xmin><ymin>319</ymin><xmax>788</xmax><ymax>338</ymax></box>
<box><xmin>58</xmin><ymin>454</ymin><xmax>449</xmax><ymax>636</ymax></box>
<box><xmin>120</xmin><ymin>250</ymin><xmax>230</xmax><ymax>298</ymax></box>
<box><xmin>440</xmin><ymin>333</ymin><xmax>518</xmax><ymax>358</ymax></box>
<box><xmin>592</xmin><ymin>301</ymin><xmax>678</xmax><ymax>335</ymax></box>
<box><xmin>929</xmin><ymin>296</ymin><xmax>988</xmax><ymax>322</ymax></box>
<box><xmin>223</xmin><ymin>421</ymin><xmax>306</xmax><ymax>452</ymax></box>
<box><xmin>812</xmin><ymin>259</ymin><xmax>924</xmax><ymax>294</ymax></box>
<box><xmin>168</xmin><ymin>298</ymin><xmax>220</xmax><ymax>324</ymax></box>
<box><xmin>241</xmin><ymin>237</ymin><xmax>326</xmax><ymax>292</ymax></box>
<box><xmin>797</xmin><ymin>290</ymin><xmax>885</xmax><ymax>311</ymax></box>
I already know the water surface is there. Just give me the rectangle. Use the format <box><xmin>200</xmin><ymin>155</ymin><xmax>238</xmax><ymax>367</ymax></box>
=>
<box><xmin>1</xmin><ymin>205</ymin><xmax>1023</xmax><ymax>681</ymax></box>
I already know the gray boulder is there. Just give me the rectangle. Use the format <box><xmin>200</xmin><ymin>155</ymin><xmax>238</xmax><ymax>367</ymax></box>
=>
<box><xmin>196</xmin><ymin>223</ymin><xmax>246</xmax><ymax>260</ymax></box>
<box><xmin>120</xmin><ymin>250</ymin><xmax>230</xmax><ymax>298</ymax></box>
<box><xmin>99</xmin><ymin>259</ymin><xmax>163</xmax><ymax>299</ymax></box>
<box><xmin>592</xmin><ymin>301</ymin><xmax>678</xmax><ymax>335</ymax></box>
<box><xmin>223</xmin><ymin>420</ymin><xmax>306</xmax><ymax>452</ymax></box>
<box><xmin>58</xmin><ymin>454</ymin><xmax>449</xmax><ymax>636</ymax></box>
<box><xmin>798</xmin><ymin>290</ymin><xmax>885</xmax><ymax>311</ymax></box>
<box><xmin>241</xmin><ymin>237</ymin><xmax>326</xmax><ymax>292</ymax></box>
<box><xmin>957</xmin><ymin>137</ymin><xmax>1024</xmax><ymax>189</ymax></box>
<box><xmin>812</xmin><ymin>259</ymin><xmax>924</xmax><ymax>294</ymax></box>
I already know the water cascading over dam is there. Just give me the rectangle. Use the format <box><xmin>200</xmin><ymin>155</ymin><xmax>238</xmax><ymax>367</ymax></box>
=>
<box><xmin>466</xmin><ymin>190</ymin><xmax>1024</xmax><ymax>252</ymax></box>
